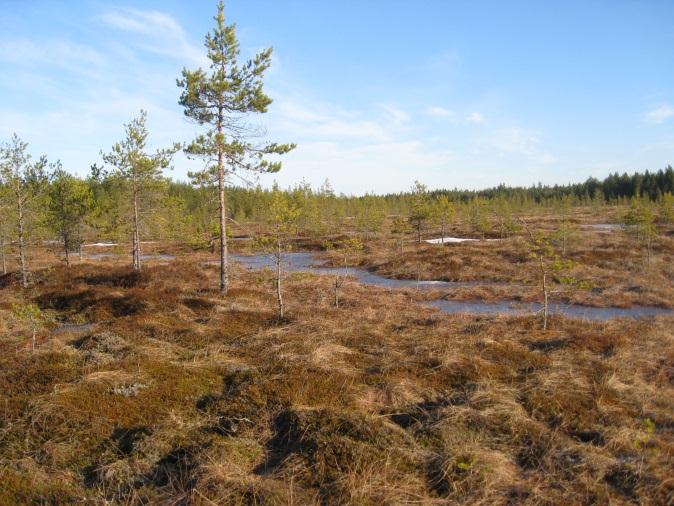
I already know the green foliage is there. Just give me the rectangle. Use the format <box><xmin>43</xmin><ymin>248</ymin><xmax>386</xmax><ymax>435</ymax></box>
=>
<box><xmin>434</xmin><ymin>194</ymin><xmax>456</xmax><ymax>234</ymax></box>
<box><xmin>466</xmin><ymin>197</ymin><xmax>490</xmax><ymax>238</ymax></box>
<box><xmin>660</xmin><ymin>192</ymin><xmax>674</xmax><ymax>223</ymax></box>
<box><xmin>355</xmin><ymin>194</ymin><xmax>386</xmax><ymax>240</ymax></box>
<box><xmin>47</xmin><ymin>166</ymin><xmax>94</xmax><ymax>261</ymax></box>
<box><xmin>11</xmin><ymin>302</ymin><xmax>47</xmax><ymax>351</ymax></box>
<box><xmin>492</xmin><ymin>197</ymin><xmax>520</xmax><ymax>238</ymax></box>
<box><xmin>102</xmin><ymin>111</ymin><xmax>179</xmax><ymax>269</ymax></box>
<box><xmin>623</xmin><ymin>198</ymin><xmax>658</xmax><ymax>264</ymax></box>
<box><xmin>634</xmin><ymin>418</ymin><xmax>656</xmax><ymax>451</ymax></box>
<box><xmin>11</xmin><ymin>302</ymin><xmax>44</xmax><ymax>323</ymax></box>
<box><xmin>391</xmin><ymin>215</ymin><xmax>411</xmax><ymax>251</ymax></box>
<box><xmin>102</xmin><ymin>111</ymin><xmax>178</xmax><ymax>185</ymax></box>
<box><xmin>0</xmin><ymin>134</ymin><xmax>49</xmax><ymax>285</ymax></box>
<box><xmin>178</xmin><ymin>1</ymin><xmax>295</xmax><ymax>184</ymax></box>
<box><xmin>408</xmin><ymin>181</ymin><xmax>432</xmax><ymax>237</ymax></box>
<box><xmin>551</xmin><ymin>195</ymin><xmax>576</xmax><ymax>255</ymax></box>
<box><xmin>524</xmin><ymin>225</ymin><xmax>591</xmax><ymax>329</ymax></box>
<box><xmin>0</xmin><ymin>134</ymin><xmax>49</xmax><ymax>199</ymax></box>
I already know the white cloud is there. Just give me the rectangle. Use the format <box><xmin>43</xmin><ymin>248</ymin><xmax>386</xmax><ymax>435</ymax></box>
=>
<box><xmin>466</xmin><ymin>111</ymin><xmax>485</xmax><ymax>124</ymax></box>
<box><xmin>273</xmin><ymin>99</ymin><xmax>395</xmax><ymax>142</ymax></box>
<box><xmin>258</xmin><ymin>96</ymin><xmax>454</xmax><ymax>193</ymax></box>
<box><xmin>101</xmin><ymin>8</ymin><xmax>205</xmax><ymax>66</ymax></box>
<box><xmin>490</xmin><ymin>128</ymin><xmax>555</xmax><ymax>164</ymax></box>
<box><xmin>643</xmin><ymin>104</ymin><xmax>674</xmax><ymax>124</ymax></box>
<box><xmin>266</xmin><ymin>139</ymin><xmax>453</xmax><ymax>194</ymax></box>
<box><xmin>379</xmin><ymin>104</ymin><xmax>410</xmax><ymax>125</ymax></box>
<box><xmin>425</xmin><ymin>106</ymin><xmax>453</xmax><ymax>118</ymax></box>
<box><xmin>0</xmin><ymin>39</ymin><xmax>105</xmax><ymax>72</ymax></box>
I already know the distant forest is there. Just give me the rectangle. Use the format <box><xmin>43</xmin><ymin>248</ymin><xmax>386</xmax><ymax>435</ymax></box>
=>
<box><xmin>423</xmin><ymin>166</ymin><xmax>674</xmax><ymax>203</ymax></box>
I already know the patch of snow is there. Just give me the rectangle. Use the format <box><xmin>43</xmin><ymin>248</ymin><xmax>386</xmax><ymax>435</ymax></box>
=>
<box><xmin>425</xmin><ymin>237</ymin><xmax>500</xmax><ymax>244</ymax></box>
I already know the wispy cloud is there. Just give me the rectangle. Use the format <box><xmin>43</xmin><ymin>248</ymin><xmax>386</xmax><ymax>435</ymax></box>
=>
<box><xmin>425</xmin><ymin>106</ymin><xmax>453</xmax><ymax>118</ymax></box>
<box><xmin>490</xmin><ymin>128</ymin><xmax>555</xmax><ymax>164</ymax></box>
<box><xmin>101</xmin><ymin>8</ymin><xmax>205</xmax><ymax>66</ymax></box>
<box><xmin>263</xmin><ymin>96</ymin><xmax>452</xmax><ymax>193</ymax></box>
<box><xmin>274</xmin><ymin>99</ymin><xmax>396</xmax><ymax>143</ymax></box>
<box><xmin>0</xmin><ymin>38</ymin><xmax>104</xmax><ymax>71</ymax></box>
<box><xmin>379</xmin><ymin>104</ymin><xmax>410</xmax><ymax>125</ymax></box>
<box><xmin>642</xmin><ymin>104</ymin><xmax>674</xmax><ymax>124</ymax></box>
<box><xmin>466</xmin><ymin>111</ymin><xmax>485</xmax><ymax>124</ymax></box>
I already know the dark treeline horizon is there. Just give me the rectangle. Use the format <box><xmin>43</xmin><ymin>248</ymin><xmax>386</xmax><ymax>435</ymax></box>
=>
<box><xmin>155</xmin><ymin>165</ymin><xmax>674</xmax><ymax>201</ymax></box>
<box><xmin>392</xmin><ymin>166</ymin><xmax>674</xmax><ymax>203</ymax></box>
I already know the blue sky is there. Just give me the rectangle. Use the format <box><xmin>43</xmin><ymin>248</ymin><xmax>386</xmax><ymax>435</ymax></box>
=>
<box><xmin>1</xmin><ymin>0</ymin><xmax>673</xmax><ymax>194</ymax></box>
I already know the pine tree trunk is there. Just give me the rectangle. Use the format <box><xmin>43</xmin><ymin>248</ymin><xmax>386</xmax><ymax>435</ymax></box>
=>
<box><xmin>132</xmin><ymin>181</ymin><xmax>141</xmax><ymax>271</ymax></box>
<box><xmin>276</xmin><ymin>234</ymin><xmax>283</xmax><ymax>319</ymax></box>
<box><xmin>217</xmin><ymin>122</ymin><xmax>228</xmax><ymax>294</ymax></box>
<box><xmin>334</xmin><ymin>278</ymin><xmax>339</xmax><ymax>308</ymax></box>
<box><xmin>441</xmin><ymin>222</ymin><xmax>445</xmax><ymax>245</ymax></box>
<box><xmin>1</xmin><ymin>228</ymin><xmax>6</xmax><ymax>275</ymax></box>
<box><xmin>64</xmin><ymin>240</ymin><xmax>70</xmax><ymax>269</ymax></box>
<box><xmin>16</xmin><ymin>195</ymin><xmax>28</xmax><ymax>288</ymax></box>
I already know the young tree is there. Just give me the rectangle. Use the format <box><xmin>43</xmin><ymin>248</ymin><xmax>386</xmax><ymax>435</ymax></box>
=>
<box><xmin>408</xmin><ymin>181</ymin><xmax>431</xmax><ymax>243</ymax></box>
<box><xmin>492</xmin><ymin>197</ymin><xmax>520</xmax><ymax>239</ymax></box>
<box><xmin>0</xmin><ymin>134</ymin><xmax>48</xmax><ymax>287</ymax></box>
<box><xmin>467</xmin><ymin>197</ymin><xmax>490</xmax><ymax>240</ymax></box>
<box><xmin>178</xmin><ymin>1</ymin><xmax>295</xmax><ymax>293</ymax></box>
<box><xmin>332</xmin><ymin>237</ymin><xmax>363</xmax><ymax>308</ymax></box>
<box><xmin>659</xmin><ymin>192</ymin><xmax>674</xmax><ymax>224</ymax></box>
<box><xmin>47</xmin><ymin>166</ymin><xmax>94</xmax><ymax>268</ymax></box>
<box><xmin>434</xmin><ymin>194</ymin><xmax>456</xmax><ymax>244</ymax></box>
<box><xmin>552</xmin><ymin>195</ymin><xmax>576</xmax><ymax>255</ymax></box>
<box><xmin>391</xmin><ymin>215</ymin><xmax>411</xmax><ymax>253</ymax></box>
<box><xmin>102</xmin><ymin>111</ymin><xmax>178</xmax><ymax>271</ymax></box>
<box><xmin>355</xmin><ymin>194</ymin><xmax>386</xmax><ymax>241</ymax></box>
<box><xmin>0</xmin><ymin>184</ymin><xmax>11</xmax><ymax>274</ymax></box>
<box><xmin>521</xmin><ymin>220</ymin><xmax>589</xmax><ymax>330</ymax></box>
<box><xmin>87</xmin><ymin>164</ymin><xmax>129</xmax><ymax>246</ymax></box>
<box><xmin>12</xmin><ymin>302</ymin><xmax>46</xmax><ymax>353</ymax></box>
<box><xmin>623</xmin><ymin>198</ymin><xmax>657</xmax><ymax>266</ymax></box>
<box><xmin>255</xmin><ymin>190</ymin><xmax>300</xmax><ymax>319</ymax></box>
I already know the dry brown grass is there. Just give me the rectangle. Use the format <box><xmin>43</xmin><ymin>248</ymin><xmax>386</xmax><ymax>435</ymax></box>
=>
<box><xmin>0</xmin><ymin>226</ymin><xmax>673</xmax><ymax>504</ymax></box>
<box><xmin>320</xmin><ymin>206</ymin><xmax>674</xmax><ymax>309</ymax></box>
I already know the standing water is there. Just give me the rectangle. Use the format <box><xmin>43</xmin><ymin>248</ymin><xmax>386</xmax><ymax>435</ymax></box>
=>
<box><xmin>232</xmin><ymin>252</ymin><xmax>672</xmax><ymax>321</ymax></box>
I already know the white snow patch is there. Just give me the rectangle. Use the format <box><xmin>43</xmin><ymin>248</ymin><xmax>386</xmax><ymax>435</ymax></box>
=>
<box><xmin>425</xmin><ymin>237</ymin><xmax>501</xmax><ymax>244</ymax></box>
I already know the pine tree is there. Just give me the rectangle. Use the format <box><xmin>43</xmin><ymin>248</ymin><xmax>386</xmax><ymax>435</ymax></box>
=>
<box><xmin>408</xmin><ymin>181</ymin><xmax>431</xmax><ymax>243</ymax></box>
<box><xmin>178</xmin><ymin>1</ymin><xmax>295</xmax><ymax>293</ymax></box>
<box><xmin>434</xmin><ymin>195</ymin><xmax>456</xmax><ymax>243</ymax></box>
<box><xmin>332</xmin><ymin>238</ymin><xmax>363</xmax><ymax>307</ymax></box>
<box><xmin>47</xmin><ymin>166</ymin><xmax>94</xmax><ymax>268</ymax></box>
<box><xmin>255</xmin><ymin>189</ymin><xmax>300</xmax><ymax>319</ymax></box>
<box><xmin>102</xmin><ymin>111</ymin><xmax>178</xmax><ymax>271</ymax></box>
<box><xmin>0</xmin><ymin>183</ymin><xmax>12</xmax><ymax>274</ymax></box>
<box><xmin>0</xmin><ymin>134</ymin><xmax>48</xmax><ymax>287</ymax></box>
<box><xmin>623</xmin><ymin>198</ymin><xmax>658</xmax><ymax>266</ymax></box>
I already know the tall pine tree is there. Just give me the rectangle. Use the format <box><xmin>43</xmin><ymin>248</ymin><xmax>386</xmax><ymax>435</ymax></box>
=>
<box><xmin>177</xmin><ymin>1</ymin><xmax>295</xmax><ymax>293</ymax></box>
